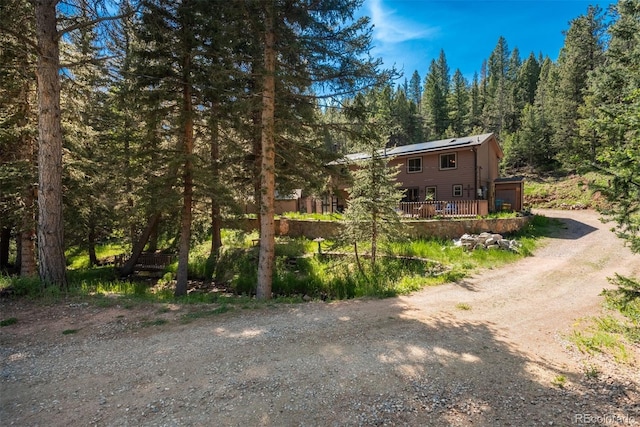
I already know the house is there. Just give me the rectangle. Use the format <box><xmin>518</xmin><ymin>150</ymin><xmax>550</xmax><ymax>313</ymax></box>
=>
<box><xmin>330</xmin><ymin>133</ymin><xmax>524</xmax><ymax>214</ymax></box>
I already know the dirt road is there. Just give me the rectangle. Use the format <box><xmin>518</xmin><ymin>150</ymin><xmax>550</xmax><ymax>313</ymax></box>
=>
<box><xmin>1</xmin><ymin>209</ymin><xmax>639</xmax><ymax>426</ymax></box>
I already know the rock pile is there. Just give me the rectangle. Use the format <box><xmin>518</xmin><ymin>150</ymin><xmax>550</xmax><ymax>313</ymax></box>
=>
<box><xmin>454</xmin><ymin>232</ymin><xmax>520</xmax><ymax>252</ymax></box>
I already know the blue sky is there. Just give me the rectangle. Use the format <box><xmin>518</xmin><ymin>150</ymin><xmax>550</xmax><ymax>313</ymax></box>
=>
<box><xmin>361</xmin><ymin>0</ymin><xmax>614</xmax><ymax>83</ymax></box>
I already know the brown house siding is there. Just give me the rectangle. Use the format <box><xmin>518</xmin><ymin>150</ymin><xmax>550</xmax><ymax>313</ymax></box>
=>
<box><xmin>392</xmin><ymin>149</ymin><xmax>477</xmax><ymax>201</ymax></box>
<box><xmin>334</xmin><ymin>133</ymin><xmax>511</xmax><ymax>211</ymax></box>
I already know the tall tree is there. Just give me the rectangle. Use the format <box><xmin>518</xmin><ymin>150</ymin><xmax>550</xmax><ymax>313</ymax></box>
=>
<box><xmin>469</xmin><ymin>72</ymin><xmax>483</xmax><ymax>131</ymax></box>
<box><xmin>342</xmin><ymin>94</ymin><xmax>405</xmax><ymax>271</ymax></box>
<box><xmin>256</xmin><ymin>0</ymin><xmax>276</xmax><ymax>299</ymax></box>
<box><xmin>531</xmin><ymin>57</ymin><xmax>558</xmax><ymax>169</ymax></box>
<box><xmin>484</xmin><ymin>36</ymin><xmax>511</xmax><ymax>135</ymax></box>
<box><xmin>582</xmin><ymin>0</ymin><xmax>640</xmax><ymax>251</ymax></box>
<box><xmin>31</xmin><ymin>0</ymin><xmax>67</xmax><ymax>286</ymax></box>
<box><xmin>448</xmin><ymin>69</ymin><xmax>469</xmax><ymax>136</ymax></box>
<box><xmin>395</xmin><ymin>87</ymin><xmax>423</xmax><ymax>144</ymax></box>
<box><xmin>0</xmin><ymin>0</ymin><xmax>38</xmax><ymax>276</ymax></box>
<box><xmin>504</xmin><ymin>47</ymin><xmax>521</xmax><ymax>132</ymax></box>
<box><xmin>4</xmin><ymin>1</ymin><xmax>128</xmax><ymax>287</ymax></box>
<box><xmin>61</xmin><ymin>10</ymin><xmax>118</xmax><ymax>267</ymax></box>
<box><xmin>515</xmin><ymin>52</ymin><xmax>541</xmax><ymax>107</ymax></box>
<box><xmin>132</xmin><ymin>0</ymin><xmax>205</xmax><ymax>296</ymax></box>
<box><xmin>407</xmin><ymin>70</ymin><xmax>422</xmax><ymax>108</ymax></box>
<box><xmin>555</xmin><ymin>5</ymin><xmax>606</xmax><ymax>167</ymax></box>
<box><xmin>246</xmin><ymin>0</ymin><xmax>388</xmax><ymax>299</ymax></box>
<box><xmin>422</xmin><ymin>58</ymin><xmax>448</xmax><ymax>139</ymax></box>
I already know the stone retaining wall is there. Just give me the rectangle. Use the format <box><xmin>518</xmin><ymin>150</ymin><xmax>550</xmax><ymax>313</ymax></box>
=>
<box><xmin>225</xmin><ymin>216</ymin><xmax>532</xmax><ymax>240</ymax></box>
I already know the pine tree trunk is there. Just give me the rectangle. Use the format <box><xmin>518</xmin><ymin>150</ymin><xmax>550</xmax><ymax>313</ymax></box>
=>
<box><xmin>147</xmin><ymin>218</ymin><xmax>159</xmax><ymax>253</ymax></box>
<box><xmin>211</xmin><ymin>203</ymin><xmax>222</xmax><ymax>255</ymax></box>
<box><xmin>175</xmin><ymin>49</ymin><xmax>194</xmax><ymax>297</ymax></box>
<box><xmin>20</xmin><ymin>190</ymin><xmax>37</xmax><ymax>277</ymax></box>
<box><xmin>256</xmin><ymin>3</ymin><xmax>276</xmax><ymax>300</ymax></box>
<box><xmin>87</xmin><ymin>225</ymin><xmax>98</xmax><ymax>266</ymax></box>
<box><xmin>18</xmin><ymin>57</ymin><xmax>37</xmax><ymax>278</ymax></box>
<box><xmin>119</xmin><ymin>212</ymin><xmax>161</xmax><ymax>277</ymax></box>
<box><xmin>0</xmin><ymin>228</ymin><xmax>9</xmax><ymax>269</ymax></box>
<box><xmin>33</xmin><ymin>0</ymin><xmax>67</xmax><ymax>287</ymax></box>
<box><xmin>353</xmin><ymin>241</ymin><xmax>364</xmax><ymax>276</ymax></box>
<box><xmin>252</xmin><ymin>109</ymin><xmax>262</xmax><ymax>232</ymax></box>
<box><xmin>210</xmin><ymin>107</ymin><xmax>222</xmax><ymax>255</ymax></box>
<box><xmin>371</xmin><ymin>213</ymin><xmax>377</xmax><ymax>268</ymax></box>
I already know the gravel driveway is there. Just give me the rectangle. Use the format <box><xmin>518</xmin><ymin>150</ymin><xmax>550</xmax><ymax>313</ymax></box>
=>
<box><xmin>1</xmin><ymin>209</ymin><xmax>639</xmax><ymax>426</ymax></box>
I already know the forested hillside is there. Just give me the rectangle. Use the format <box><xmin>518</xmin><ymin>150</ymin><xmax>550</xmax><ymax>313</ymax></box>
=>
<box><xmin>1</xmin><ymin>0</ymin><xmax>639</xmax><ymax>293</ymax></box>
<box><xmin>329</xmin><ymin>5</ymin><xmax>608</xmax><ymax>172</ymax></box>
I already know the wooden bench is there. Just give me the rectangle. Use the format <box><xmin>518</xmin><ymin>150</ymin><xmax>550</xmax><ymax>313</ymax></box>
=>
<box><xmin>134</xmin><ymin>253</ymin><xmax>175</xmax><ymax>272</ymax></box>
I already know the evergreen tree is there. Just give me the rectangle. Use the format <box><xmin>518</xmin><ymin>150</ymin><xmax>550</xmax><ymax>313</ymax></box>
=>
<box><xmin>531</xmin><ymin>57</ymin><xmax>558</xmax><ymax>169</ymax></box>
<box><xmin>503</xmin><ymin>103</ymin><xmax>549</xmax><ymax>169</ymax></box>
<box><xmin>130</xmin><ymin>0</ymin><xmax>203</xmax><ymax>296</ymax></box>
<box><xmin>512</xmin><ymin>52</ymin><xmax>540</xmax><ymax>135</ymax></box>
<box><xmin>342</xmin><ymin>94</ymin><xmax>406</xmax><ymax>271</ymax></box>
<box><xmin>555</xmin><ymin>5</ymin><xmax>606</xmax><ymax>167</ymax></box>
<box><xmin>243</xmin><ymin>0</ymin><xmax>389</xmax><ymax>299</ymax></box>
<box><xmin>505</xmin><ymin>47</ymin><xmax>521</xmax><ymax>132</ymax></box>
<box><xmin>3</xmin><ymin>0</ymin><xmax>128</xmax><ymax>287</ymax></box>
<box><xmin>469</xmin><ymin>72</ymin><xmax>483</xmax><ymax>132</ymax></box>
<box><xmin>31</xmin><ymin>0</ymin><xmax>68</xmax><ymax>286</ymax></box>
<box><xmin>59</xmin><ymin>10</ymin><xmax>121</xmax><ymax>267</ymax></box>
<box><xmin>401</xmin><ymin>88</ymin><xmax>424</xmax><ymax>144</ymax></box>
<box><xmin>581</xmin><ymin>0</ymin><xmax>640</xmax><ymax>251</ymax></box>
<box><xmin>448</xmin><ymin>69</ymin><xmax>470</xmax><ymax>136</ymax></box>
<box><xmin>0</xmin><ymin>0</ymin><xmax>37</xmax><ymax>276</ymax></box>
<box><xmin>408</xmin><ymin>70</ymin><xmax>422</xmax><ymax>108</ymax></box>
<box><xmin>484</xmin><ymin>36</ymin><xmax>511</xmax><ymax>135</ymax></box>
<box><xmin>516</xmin><ymin>52</ymin><xmax>541</xmax><ymax>107</ymax></box>
<box><xmin>422</xmin><ymin>58</ymin><xmax>448</xmax><ymax>139</ymax></box>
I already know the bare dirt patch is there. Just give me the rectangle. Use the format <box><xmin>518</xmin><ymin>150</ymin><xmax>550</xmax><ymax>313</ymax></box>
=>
<box><xmin>1</xmin><ymin>209</ymin><xmax>639</xmax><ymax>426</ymax></box>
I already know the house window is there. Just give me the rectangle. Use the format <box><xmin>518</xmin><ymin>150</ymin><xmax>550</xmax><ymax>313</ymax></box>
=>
<box><xmin>407</xmin><ymin>157</ymin><xmax>422</xmax><ymax>173</ymax></box>
<box><xmin>452</xmin><ymin>184</ymin><xmax>463</xmax><ymax>197</ymax></box>
<box><xmin>402</xmin><ymin>187</ymin><xmax>420</xmax><ymax>202</ymax></box>
<box><xmin>440</xmin><ymin>153</ymin><xmax>457</xmax><ymax>170</ymax></box>
<box><xmin>425</xmin><ymin>186</ymin><xmax>437</xmax><ymax>201</ymax></box>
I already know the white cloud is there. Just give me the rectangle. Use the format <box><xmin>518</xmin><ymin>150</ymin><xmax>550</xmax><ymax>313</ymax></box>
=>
<box><xmin>368</xmin><ymin>0</ymin><xmax>437</xmax><ymax>44</ymax></box>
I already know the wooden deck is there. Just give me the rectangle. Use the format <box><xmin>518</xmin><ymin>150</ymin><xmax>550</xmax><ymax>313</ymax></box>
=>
<box><xmin>398</xmin><ymin>200</ymin><xmax>487</xmax><ymax>219</ymax></box>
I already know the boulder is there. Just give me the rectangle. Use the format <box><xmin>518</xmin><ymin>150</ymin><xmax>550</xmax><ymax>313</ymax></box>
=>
<box><xmin>453</xmin><ymin>232</ymin><xmax>520</xmax><ymax>252</ymax></box>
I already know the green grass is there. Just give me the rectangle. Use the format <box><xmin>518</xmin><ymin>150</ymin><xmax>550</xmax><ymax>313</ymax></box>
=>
<box><xmin>2</xmin><ymin>215</ymin><xmax>553</xmax><ymax>304</ymax></box>
<box><xmin>279</xmin><ymin>211</ymin><xmax>344</xmax><ymax>221</ymax></box>
<box><xmin>66</xmin><ymin>242</ymin><xmax>129</xmax><ymax>270</ymax></box>
<box><xmin>582</xmin><ymin>363</ymin><xmax>600</xmax><ymax>380</ymax></box>
<box><xmin>1</xmin><ymin>317</ymin><xmax>18</xmax><ymax>327</ymax></box>
<box><xmin>569</xmin><ymin>274</ymin><xmax>640</xmax><ymax>365</ymax></box>
<box><xmin>571</xmin><ymin>328</ymin><xmax>632</xmax><ymax>364</ymax></box>
<box><xmin>524</xmin><ymin>171</ymin><xmax>609</xmax><ymax>209</ymax></box>
<box><xmin>551</xmin><ymin>374</ymin><xmax>567</xmax><ymax>388</ymax></box>
<box><xmin>140</xmin><ymin>319</ymin><xmax>169</xmax><ymax>327</ymax></box>
<box><xmin>180</xmin><ymin>305</ymin><xmax>231</xmax><ymax>323</ymax></box>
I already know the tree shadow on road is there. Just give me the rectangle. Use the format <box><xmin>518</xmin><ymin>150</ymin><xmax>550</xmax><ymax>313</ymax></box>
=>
<box><xmin>185</xmin><ymin>301</ymin><xmax>639</xmax><ymax>426</ymax></box>
<box><xmin>2</xmin><ymin>299</ymin><xmax>637</xmax><ymax>427</ymax></box>
<box><xmin>530</xmin><ymin>214</ymin><xmax>599</xmax><ymax>241</ymax></box>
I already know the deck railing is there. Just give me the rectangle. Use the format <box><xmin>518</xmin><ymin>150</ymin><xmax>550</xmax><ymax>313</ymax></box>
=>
<box><xmin>398</xmin><ymin>200</ymin><xmax>482</xmax><ymax>219</ymax></box>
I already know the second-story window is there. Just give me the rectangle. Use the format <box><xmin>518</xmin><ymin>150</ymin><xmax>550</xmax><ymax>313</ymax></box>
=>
<box><xmin>407</xmin><ymin>157</ymin><xmax>422</xmax><ymax>173</ymax></box>
<box><xmin>440</xmin><ymin>153</ymin><xmax>457</xmax><ymax>170</ymax></box>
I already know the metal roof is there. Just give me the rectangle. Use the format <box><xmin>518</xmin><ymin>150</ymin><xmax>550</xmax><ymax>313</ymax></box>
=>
<box><xmin>342</xmin><ymin>133</ymin><xmax>496</xmax><ymax>163</ymax></box>
<box><xmin>494</xmin><ymin>176</ymin><xmax>525</xmax><ymax>183</ymax></box>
